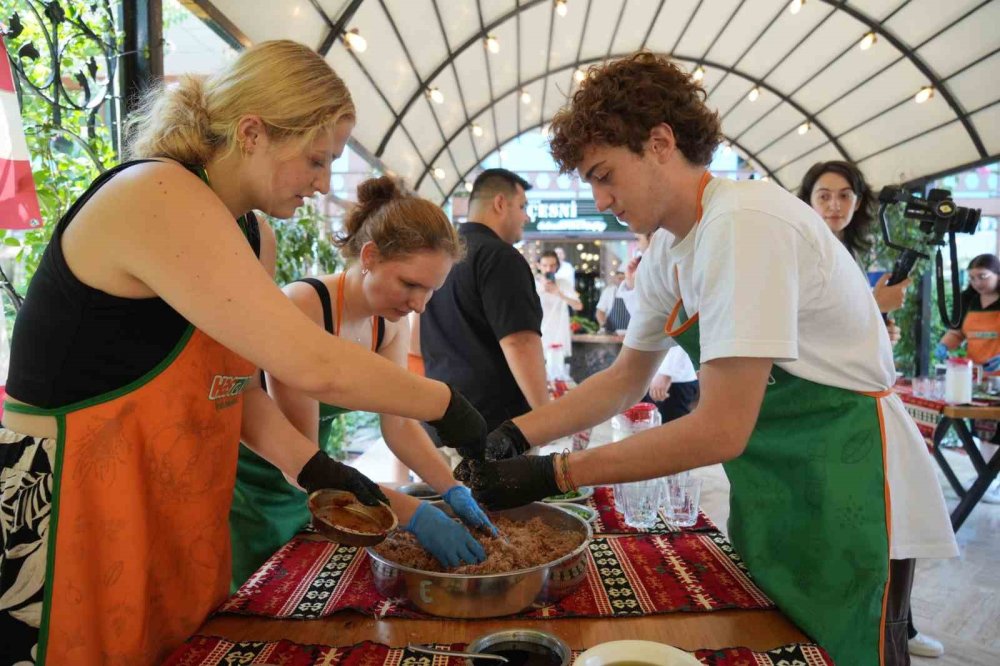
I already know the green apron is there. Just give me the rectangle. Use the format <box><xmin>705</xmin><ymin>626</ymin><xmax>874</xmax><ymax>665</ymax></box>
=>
<box><xmin>229</xmin><ymin>403</ymin><xmax>349</xmax><ymax>591</ymax></box>
<box><xmin>229</xmin><ymin>272</ymin><xmax>381</xmax><ymax>591</ymax></box>
<box><xmin>668</xmin><ymin>304</ymin><xmax>891</xmax><ymax>665</ymax></box>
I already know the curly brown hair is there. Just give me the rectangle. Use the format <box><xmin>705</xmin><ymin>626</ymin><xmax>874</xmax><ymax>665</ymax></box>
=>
<box><xmin>549</xmin><ymin>52</ymin><xmax>722</xmax><ymax>172</ymax></box>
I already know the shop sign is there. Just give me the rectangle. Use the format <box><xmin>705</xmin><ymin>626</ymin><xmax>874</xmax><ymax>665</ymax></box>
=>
<box><xmin>524</xmin><ymin>199</ymin><xmax>630</xmax><ymax>234</ymax></box>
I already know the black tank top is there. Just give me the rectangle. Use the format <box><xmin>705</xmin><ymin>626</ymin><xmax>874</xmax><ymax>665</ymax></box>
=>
<box><xmin>5</xmin><ymin>160</ymin><xmax>261</xmax><ymax>408</ymax></box>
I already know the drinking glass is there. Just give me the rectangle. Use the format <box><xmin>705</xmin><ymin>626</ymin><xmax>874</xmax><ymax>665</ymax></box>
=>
<box><xmin>667</xmin><ymin>475</ymin><xmax>702</xmax><ymax>528</ymax></box>
<box><xmin>613</xmin><ymin>478</ymin><xmax>666</xmax><ymax>528</ymax></box>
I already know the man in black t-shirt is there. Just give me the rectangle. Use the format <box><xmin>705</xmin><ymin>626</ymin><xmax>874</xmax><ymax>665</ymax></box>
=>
<box><xmin>421</xmin><ymin>169</ymin><xmax>549</xmax><ymax>432</ymax></box>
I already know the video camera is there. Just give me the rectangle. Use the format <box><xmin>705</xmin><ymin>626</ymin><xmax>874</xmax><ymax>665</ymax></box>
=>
<box><xmin>878</xmin><ymin>186</ymin><xmax>982</xmax><ymax>328</ymax></box>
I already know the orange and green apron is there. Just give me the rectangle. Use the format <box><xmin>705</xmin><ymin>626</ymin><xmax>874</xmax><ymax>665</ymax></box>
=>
<box><xmin>4</xmin><ymin>327</ymin><xmax>255</xmax><ymax>665</ymax></box>
<box><xmin>961</xmin><ymin>309</ymin><xmax>1000</xmax><ymax>370</ymax></box>
<box><xmin>664</xmin><ymin>173</ymin><xmax>892</xmax><ymax>664</ymax></box>
<box><xmin>230</xmin><ymin>272</ymin><xmax>379</xmax><ymax>590</ymax></box>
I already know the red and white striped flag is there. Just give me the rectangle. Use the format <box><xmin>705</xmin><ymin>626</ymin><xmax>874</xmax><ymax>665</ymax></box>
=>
<box><xmin>0</xmin><ymin>35</ymin><xmax>41</xmax><ymax>230</ymax></box>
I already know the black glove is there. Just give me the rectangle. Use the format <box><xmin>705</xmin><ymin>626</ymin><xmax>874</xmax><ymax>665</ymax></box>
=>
<box><xmin>462</xmin><ymin>454</ymin><xmax>561</xmax><ymax>510</ymax></box>
<box><xmin>297</xmin><ymin>451</ymin><xmax>389</xmax><ymax>507</ymax></box>
<box><xmin>427</xmin><ymin>384</ymin><xmax>487</xmax><ymax>461</ymax></box>
<box><xmin>455</xmin><ymin>420</ymin><xmax>532</xmax><ymax>482</ymax></box>
<box><xmin>485</xmin><ymin>420</ymin><xmax>532</xmax><ymax>460</ymax></box>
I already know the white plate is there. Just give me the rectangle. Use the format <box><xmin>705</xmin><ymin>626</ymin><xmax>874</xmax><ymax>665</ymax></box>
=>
<box><xmin>574</xmin><ymin>640</ymin><xmax>701</xmax><ymax>666</ymax></box>
<box><xmin>542</xmin><ymin>486</ymin><xmax>594</xmax><ymax>504</ymax></box>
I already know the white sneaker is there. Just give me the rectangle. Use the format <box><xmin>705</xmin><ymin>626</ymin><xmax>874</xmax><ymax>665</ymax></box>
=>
<box><xmin>908</xmin><ymin>632</ymin><xmax>944</xmax><ymax>658</ymax></box>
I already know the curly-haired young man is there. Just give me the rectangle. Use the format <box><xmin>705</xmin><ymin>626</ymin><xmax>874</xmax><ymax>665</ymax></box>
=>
<box><xmin>463</xmin><ymin>52</ymin><xmax>956</xmax><ymax>666</ymax></box>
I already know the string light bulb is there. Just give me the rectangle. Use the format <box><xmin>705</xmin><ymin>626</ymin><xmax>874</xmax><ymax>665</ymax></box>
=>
<box><xmin>747</xmin><ymin>86</ymin><xmax>760</xmax><ymax>102</ymax></box>
<box><xmin>574</xmin><ymin>68</ymin><xmax>586</xmax><ymax>83</ymax></box>
<box><xmin>433</xmin><ymin>167</ymin><xmax>446</xmax><ymax>180</ymax></box>
<box><xmin>520</xmin><ymin>90</ymin><xmax>532</xmax><ymax>104</ymax></box>
<box><xmin>343</xmin><ymin>28</ymin><xmax>367</xmax><ymax>53</ymax></box>
<box><xmin>464</xmin><ymin>181</ymin><xmax>473</xmax><ymax>192</ymax></box>
<box><xmin>471</xmin><ymin>123</ymin><xmax>484</xmax><ymax>137</ymax></box>
<box><xmin>427</xmin><ymin>87</ymin><xmax>444</xmax><ymax>104</ymax></box>
<box><xmin>859</xmin><ymin>32</ymin><xmax>877</xmax><ymax>50</ymax></box>
<box><xmin>692</xmin><ymin>65</ymin><xmax>705</xmax><ymax>81</ymax></box>
<box><xmin>485</xmin><ymin>34</ymin><xmax>500</xmax><ymax>54</ymax></box>
<box><xmin>914</xmin><ymin>86</ymin><xmax>934</xmax><ymax>104</ymax></box>
<box><xmin>798</xmin><ymin>122</ymin><xmax>811</xmax><ymax>135</ymax></box>
<box><xmin>789</xmin><ymin>0</ymin><xmax>804</xmax><ymax>15</ymax></box>
<box><xmin>555</xmin><ymin>0</ymin><xmax>568</xmax><ymax>17</ymax></box>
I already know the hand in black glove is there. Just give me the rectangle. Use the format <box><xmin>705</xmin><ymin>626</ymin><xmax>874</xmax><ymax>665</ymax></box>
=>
<box><xmin>454</xmin><ymin>420</ymin><xmax>532</xmax><ymax>483</ymax></box>
<box><xmin>485</xmin><ymin>420</ymin><xmax>532</xmax><ymax>460</ymax></box>
<box><xmin>462</xmin><ymin>454</ymin><xmax>561</xmax><ymax>510</ymax></box>
<box><xmin>297</xmin><ymin>451</ymin><xmax>389</xmax><ymax>507</ymax></box>
<box><xmin>427</xmin><ymin>384</ymin><xmax>487</xmax><ymax>461</ymax></box>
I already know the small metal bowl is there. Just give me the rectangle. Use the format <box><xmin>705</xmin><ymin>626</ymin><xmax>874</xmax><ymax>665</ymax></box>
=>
<box><xmin>398</xmin><ymin>482</ymin><xmax>443</xmax><ymax>501</ymax></box>
<box><xmin>466</xmin><ymin>629</ymin><xmax>571</xmax><ymax>666</ymax></box>
<box><xmin>307</xmin><ymin>489</ymin><xmax>397</xmax><ymax>547</ymax></box>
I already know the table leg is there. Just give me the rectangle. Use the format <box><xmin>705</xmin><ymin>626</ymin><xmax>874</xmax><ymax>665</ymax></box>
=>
<box><xmin>931</xmin><ymin>418</ymin><xmax>967</xmax><ymax>500</ymax></box>
<box><xmin>949</xmin><ymin>419</ymin><xmax>1000</xmax><ymax>531</ymax></box>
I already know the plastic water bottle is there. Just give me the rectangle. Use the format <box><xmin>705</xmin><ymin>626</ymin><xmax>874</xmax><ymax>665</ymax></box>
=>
<box><xmin>545</xmin><ymin>344</ymin><xmax>566</xmax><ymax>381</ymax></box>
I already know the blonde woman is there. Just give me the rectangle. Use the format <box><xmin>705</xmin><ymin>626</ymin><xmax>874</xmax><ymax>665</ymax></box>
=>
<box><xmin>232</xmin><ymin>176</ymin><xmax>494</xmax><ymax>588</ymax></box>
<box><xmin>0</xmin><ymin>41</ymin><xmax>486</xmax><ymax>666</ymax></box>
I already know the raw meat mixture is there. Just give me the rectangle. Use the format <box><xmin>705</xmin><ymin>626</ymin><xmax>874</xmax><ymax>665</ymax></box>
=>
<box><xmin>373</xmin><ymin>516</ymin><xmax>584</xmax><ymax>574</ymax></box>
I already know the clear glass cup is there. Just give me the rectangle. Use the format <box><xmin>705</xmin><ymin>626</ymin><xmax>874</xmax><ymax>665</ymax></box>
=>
<box><xmin>667</xmin><ymin>475</ymin><xmax>702</xmax><ymax>527</ymax></box>
<box><xmin>613</xmin><ymin>478</ymin><xmax>666</xmax><ymax>528</ymax></box>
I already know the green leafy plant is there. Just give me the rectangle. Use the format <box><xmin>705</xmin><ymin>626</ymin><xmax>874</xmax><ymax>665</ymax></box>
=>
<box><xmin>0</xmin><ymin>0</ymin><xmax>120</xmax><ymax>293</ymax></box>
<box><xmin>570</xmin><ymin>314</ymin><xmax>599</xmax><ymax>334</ymax></box>
<box><xmin>267</xmin><ymin>201</ymin><xmax>343</xmax><ymax>286</ymax></box>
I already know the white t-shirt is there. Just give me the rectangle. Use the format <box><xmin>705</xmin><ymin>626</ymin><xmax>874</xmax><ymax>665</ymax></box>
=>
<box><xmin>596</xmin><ymin>284</ymin><xmax>617</xmax><ymax>314</ymax></box>
<box><xmin>624</xmin><ymin>177</ymin><xmax>957</xmax><ymax>560</ymax></box>
<box><xmin>537</xmin><ymin>276</ymin><xmax>578</xmax><ymax>355</ymax></box>
<box><xmin>555</xmin><ymin>261</ymin><xmax>576</xmax><ymax>285</ymax></box>
<box><xmin>658</xmin><ymin>346</ymin><xmax>697</xmax><ymax>383</ymax></box>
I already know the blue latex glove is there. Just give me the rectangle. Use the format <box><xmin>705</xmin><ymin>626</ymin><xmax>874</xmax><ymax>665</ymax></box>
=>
<box><xmin>984</xmin><ymin>355</ymin><xmax>1000</xmax><ymax>373</ymax></box>
<box><xmin>934</xmin><ymin>343</ymin><xmax>949</xmax><ymax>361</ymax></box>
<box><xmin>405</xmin><ymin>503</ymin><xmax>486</xmax><ymax>568</ymax></box>
<box><xmin>443</xmin><ymin>485</ymin><xmax>498</xmax><ymax>535</ymax></box>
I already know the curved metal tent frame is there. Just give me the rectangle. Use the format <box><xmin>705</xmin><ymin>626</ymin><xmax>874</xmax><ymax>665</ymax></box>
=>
<box><xmin>197</xmin><ymin>0</ymin><xmax>999</xmax><ymax>203</ymax></box>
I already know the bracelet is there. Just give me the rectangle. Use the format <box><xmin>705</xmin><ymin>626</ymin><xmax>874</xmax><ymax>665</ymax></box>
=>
<box><xmin>560</xmin><ymin>450</ymin><xmax>578</xmax><ymax>492</ymax></box>
<box><xmin>553</xmin><ymin>453</ymin><xmax>568</xmax><ymax>493</ymax></box>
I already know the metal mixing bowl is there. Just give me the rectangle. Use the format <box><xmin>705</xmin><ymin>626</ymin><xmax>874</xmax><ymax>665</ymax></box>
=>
<box><xmin>398</xmin><ymin>482</ymin><xmax>442</xmax><ymax>501</ymax></box>
<box><xmin>367</xmin><ymin>502</ymin><xmax>592</xmax><ymax>618</ymax></box>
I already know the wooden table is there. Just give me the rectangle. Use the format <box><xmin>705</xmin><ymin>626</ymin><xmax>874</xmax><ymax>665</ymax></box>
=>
<box><xmin>931</xmin><ymin>402</ymin><xmax>1000</xmax><ymax>531</ymax></box>
<box><xmin>897</xmin><ymin>384</ymin><xmax>1000</xmax><ymax>531</ymax></box>
<box><xmin>200</xmin><ymin>606</ymin><xmax>807</xmax><ymax>652</ymax></box>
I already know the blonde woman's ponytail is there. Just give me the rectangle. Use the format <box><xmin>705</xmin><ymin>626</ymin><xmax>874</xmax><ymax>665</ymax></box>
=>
<box><xmin>125</xmin><ymin>40</ymin><xmax>354</xmax><ymax>164</ymax></box>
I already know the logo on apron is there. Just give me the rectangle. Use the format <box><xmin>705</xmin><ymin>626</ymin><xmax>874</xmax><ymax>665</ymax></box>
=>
<box><xmin>209</xmin><ymin>374</ymin><xmax>252</xmax><ymax>409</ymax></box>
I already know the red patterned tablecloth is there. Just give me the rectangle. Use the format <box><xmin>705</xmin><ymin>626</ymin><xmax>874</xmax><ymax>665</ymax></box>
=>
<box><xmin>218</xmin><ymin>530</ymin><xmax>772</xmax><ymax>620</ymax></box>
<box><xmin>586</xmin><ymin>485</ymin><xmax>717</xmax><ymax>534</ymax></box>
<box><xmin>165</xmin><ymin>636</ymin><xmax>834</xmax><ymax>665</ymax></box>
<box><xmin>895</xmin><ymin>383</ymin><xmax>999</xmax><ymax>439</ymax></box>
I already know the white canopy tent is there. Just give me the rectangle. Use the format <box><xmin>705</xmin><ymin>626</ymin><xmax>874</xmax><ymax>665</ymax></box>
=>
<box><xmin>188</xmin><ymin>0</ymin><xmax>1000</xmax><ymax>203</ymax></box>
